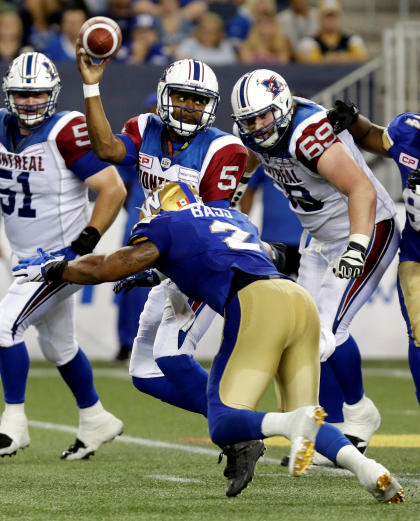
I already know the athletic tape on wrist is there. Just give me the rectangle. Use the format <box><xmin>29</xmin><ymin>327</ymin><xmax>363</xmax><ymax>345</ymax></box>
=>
<box><xmin>83</xmin><ymin>83</ymin><xmax>100</xmax><ymax>98</ymax></box>
<box><xmin>349</xmin><ymin>233</ymin><xmax>370</xmax><ymax>250</ymax></box>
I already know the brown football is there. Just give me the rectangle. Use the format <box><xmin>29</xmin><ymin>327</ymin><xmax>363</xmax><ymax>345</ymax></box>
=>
<box><xmin>79</xmin><ymin>16</ymin><xmax>122</xmax><ymax>60</ymax></box>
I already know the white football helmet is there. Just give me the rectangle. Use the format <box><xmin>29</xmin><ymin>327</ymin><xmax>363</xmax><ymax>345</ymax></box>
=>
<box><xmin>231</xmin><ymin>69</ymin><xmax>293</xmax><ymax>150</ymax></box>
<box><xmin>2</xmin><ymin>52</ymin><xmax>61</xmax><ymax>126</ymax></box>
<box><xmin>157</xmin><ymin>59</ymin><xmax>219</xmax><ymax>137</ymax></box>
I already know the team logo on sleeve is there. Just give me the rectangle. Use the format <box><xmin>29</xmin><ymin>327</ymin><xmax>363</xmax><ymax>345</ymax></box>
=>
<box><xmin>261</xmin><ymin>75</ymin><xmax>284</xmax><ymax>99</ymax></box>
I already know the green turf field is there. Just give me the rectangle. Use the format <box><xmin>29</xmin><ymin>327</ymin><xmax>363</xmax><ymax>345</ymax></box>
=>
<box><xmin>0</xmin><ymin>359</ymin><xmax>418</xmax><ymax>521</ymax></box>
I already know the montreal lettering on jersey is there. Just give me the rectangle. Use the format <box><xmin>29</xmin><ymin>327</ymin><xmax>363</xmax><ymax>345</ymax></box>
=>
<box><xmin>190</xmin><ymin>205</ymin><xmax>233</xmax><ymax>219</ymax></box>
<box><xmin>0</xmin><ymin>152</ymin><xmax>44</xmax><ymax>172</ymax></box>
<box><xmin>264</xmin><ymin>164</ymin><xmax>301</xmax><ymax>185</ymax></box>
<box><xmin>140</xmin><ymin>169</ymin><xmax>167</xmax><ymax>191</ymax></box>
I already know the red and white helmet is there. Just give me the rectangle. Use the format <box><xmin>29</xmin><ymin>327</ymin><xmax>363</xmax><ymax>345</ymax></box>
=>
<box><xmin>231</xmin><ymin>69</ymin><xmax>293</xmax><ymax>150</ymax></box>
<box><xmin>2</xmin><ymin>52</ymin><xmax>61</xmax><ymax>126</ymax></box>
<box><xmin>157</xmin><ymin>59</ymin><xmax>220</xmax><ymax>137</ymax></box>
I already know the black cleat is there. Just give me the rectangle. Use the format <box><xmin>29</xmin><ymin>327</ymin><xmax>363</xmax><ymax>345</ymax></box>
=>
<box><xmin>61</xmin><ymin>438</ymin><xmax>95</xmax><ymax>460</ymax></box>
<box><xmin>345</xmin><ymin>434</ymin><xmax>368</xmax><ymax>454</ymax></box>
<box><xmin>218</xmin><ymin>440</ymin><xmax>266</xmax><ymax>497</ymax></box>
<box><xmin>281</xmin><ymin>455</ymin><xmax>289</xmax><ymax>466</ymax></box>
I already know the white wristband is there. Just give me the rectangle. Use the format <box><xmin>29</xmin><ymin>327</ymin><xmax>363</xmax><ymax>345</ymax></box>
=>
<box><xmin>349</xmin><ymin>233</ymin><xmax>370</xmax><ymax>250</ymax></box>
<box><xmin>83</xmin><ymin>83</ymin><xmax>100</xmax><ymax>98</ymax></box>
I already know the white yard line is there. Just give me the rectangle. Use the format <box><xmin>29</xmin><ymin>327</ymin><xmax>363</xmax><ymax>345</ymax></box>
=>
<box><xmin>28</xmin><ymin>367</ymin><xmax>413</xmax><ymax>379</ymax></box>
<box><xmin>28</xmin><ymin>420</ymin><xmax>283</xmax><ymax>465</ymax></box>
<box><xmin>146</xmin><ymin>474</ymin><xmax>201</xmax><ymax>483</ymax></box>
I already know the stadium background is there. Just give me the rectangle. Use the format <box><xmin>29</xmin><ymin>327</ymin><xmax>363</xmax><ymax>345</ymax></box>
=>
<box><xmin>0</xmin><ymin>60</ymin><xmax>408</xmax><ymax>361</ymax></box>
<box><xmin>0</xmin><ymin>0</ymin><xmax>418</xmax><ymax>361</ymax></box>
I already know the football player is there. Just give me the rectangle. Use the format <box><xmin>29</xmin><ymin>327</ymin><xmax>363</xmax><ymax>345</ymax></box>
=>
<box><xmin>75</xmin><ymin>49</ymin><xmax>288</xmax><ymax>494</ymax></box>
<box><xmin>13</xmin><ymin>182</ymin><xmax>405</xmax><ymax>503</ymax></box>
<box><xmin>0</xmin><ymin>52</ymin><xmax>126</xmax><ymax>459</ymax></box>
<box><xmin>328</xmin><ymin>102</ymin><xmax>420</xmax><ymax>406</ymax></box>
<box><xmin>230</xmin><ymin>69</ymin><xmax>400</xmax><ymax>462</ymax></box>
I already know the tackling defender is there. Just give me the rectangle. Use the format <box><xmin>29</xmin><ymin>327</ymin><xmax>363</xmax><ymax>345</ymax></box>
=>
<box><xmin>0</xmin><ymin>52</ymin><xmax>126</xmax><ymax>459</ymax></box>
<box><xmin>230</xmin><ymin>69</ymin><xmax>400</xmax><ymax>460</ymax></box>
<box><xmin>328</xmin><ymin>102</ymin><xmax>420</xmax><ymax>406</ymax></box>
<box><xmin>75</xmin><ymin>49</ymin><xmax>288</xmax><ymax>494</ymax></box>
<box><xmin>13</xmin><ymin>181</ymin><xmax>405</xmax><ymax>504</ymax></box>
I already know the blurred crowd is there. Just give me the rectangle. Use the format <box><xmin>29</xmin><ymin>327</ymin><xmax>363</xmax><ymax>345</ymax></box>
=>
<box><xmin>0</xmin><ymin>0</ymin><xmax>369</xmax><ymax>65</ymax></box>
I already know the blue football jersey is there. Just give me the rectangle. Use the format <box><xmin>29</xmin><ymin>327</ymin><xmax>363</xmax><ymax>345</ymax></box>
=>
<box><xmin>129</xmin><ymin>205</ymin><xmax>281</xmax><ymax>314</ymax></box>
<box><xmin>384</xmin><ymin>113</ymin><xmax>420</xmax><ymax>261</ymax></box>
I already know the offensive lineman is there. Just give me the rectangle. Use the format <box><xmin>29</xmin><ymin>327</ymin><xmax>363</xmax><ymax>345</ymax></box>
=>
<box><xmin>13</xmin><ymin>181</ymin><xmax>405</xmax><ymax>504</ymax></box>
<box><xmin>328</xmin><ymin>102</ymin><xmax>420</xmax><ymax>406</ymax></box>
<box><xmin>230</xmin><ymin>69</ymin><xmax>400</xmax><ymax>461</ymax></box>
<box><xmin>0</xmin><ymin>52</ymin><xmax>126</xmax><ymax>459</ymax></box>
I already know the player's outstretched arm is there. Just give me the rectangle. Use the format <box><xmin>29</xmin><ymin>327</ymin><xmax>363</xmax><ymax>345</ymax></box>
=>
<box><xmin>76</xmin><ymin>40</ymin><xmax>127</xmax><ymax>163</ymax></box>
<box><xmin>14</xmin><ymin>241</ymin><xmax>160</xmax><ymax>285</ymax></box>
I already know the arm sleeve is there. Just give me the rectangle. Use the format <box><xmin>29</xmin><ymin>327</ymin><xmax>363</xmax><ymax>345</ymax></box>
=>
<box><xmin>199</xmin><ymin>143</ymin><xmax>248</xmax><ymax>203</ymax></box>
<box><xmin>294</xmin><ymin>116</ymin><xmax>341</xmax><ymax>172</ymax></box>
<box><xmin>128</xmin><ymin>216</ymin><xmax>170</xmax><ymax>255</ymax></box>
<box><xmin>55</xmin><ymin>115</ymin><xmax>112</xmax><ymax>180</ymax></box>
<box><xmin>117</xmin><ymin>116</ymin><xmax>144</xmax><ymax>165</ymax></box>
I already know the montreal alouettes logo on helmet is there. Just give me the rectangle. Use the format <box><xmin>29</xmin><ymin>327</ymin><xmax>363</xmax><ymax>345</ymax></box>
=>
<box><xmin>261</xmin><ymin>75</ymin><xmax>284</xmax><ymax>99</ymax></box>
<box><xmin>42</xmin><ymin>60</ymin><xmax>58</xmax><ymax>81</ymax></box>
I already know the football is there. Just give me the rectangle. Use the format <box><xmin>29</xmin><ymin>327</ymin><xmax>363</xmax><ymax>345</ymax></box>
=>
<box><xmin>79</xmin><ymin>16</ymin><xmax>122</xmax><ymax>60</ymax></box>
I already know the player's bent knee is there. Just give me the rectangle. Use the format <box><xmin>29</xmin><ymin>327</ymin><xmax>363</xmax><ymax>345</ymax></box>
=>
<box><xmin>38</xmin><ymin>338</ymin><xmax>78</xmax><ymax>366</ymax></box>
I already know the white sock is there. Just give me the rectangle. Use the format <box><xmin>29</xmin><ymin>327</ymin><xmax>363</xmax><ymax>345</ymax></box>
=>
<box><xmin>79</xmin><ymin>400</ymin><xmax>103</xmax><ymax>420</ymax></box>
<box><xmin>4</xmin><ymin>403</ymin><xmax>25</xmax><ymax>416</ymax></box>
<box><xmin>261</xmin><ymin>411</ymin><xmax>296</xmax><ymax>439</ymax></box>
<box><xmin>336</xmin><ymin>444</ymin><xmax>366</xmax><ymax>473</ymax></box>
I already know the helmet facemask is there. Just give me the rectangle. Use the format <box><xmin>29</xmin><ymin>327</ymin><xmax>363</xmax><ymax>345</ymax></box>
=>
<box><xmin>235</xmin><ymin>104</ymin><xmax>292</xmax><ymax>150</ymax></box>
<box><xmin>2</xmin><ymin>52</ymin><xmax>61</xmax><ymax>127</ymax></box>
<box><xmin>159</xmin><ymin>85</ymin><xmax>218</xmax><ymax>137</ymax></box>
<box><xmin>157</xmin><ymin>60</ymin><xmax>220</xmax><ymax>137</ymax></box>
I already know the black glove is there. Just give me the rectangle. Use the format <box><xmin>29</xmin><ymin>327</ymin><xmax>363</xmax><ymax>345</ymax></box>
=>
<box><xmin>407</xmin><ymin>168</ymin><xmax>420</xmax><ymax>195</ymax></box>
<box><xmin>327</xmin><ymin>100</ymin><xmax>359</xmax><ymax>134</ymax></box>
<box><xmin>268</xmin><ymin>241</ymin><xmax>287</xmax><ymax>273</ymax></box>
<box><xmin>113</xmin><ymin>269</ymin><xmax>162</xmax><ymax>294</ymax></box>
<box><xmin>71</xmin><ymin>226</ymin><xmax>101</xmax><ymax>256</ymax></box>
<box><xmin>333</xmin><ymin>241</ymin><xmax>366</xmax><ymax>279</ymax></box>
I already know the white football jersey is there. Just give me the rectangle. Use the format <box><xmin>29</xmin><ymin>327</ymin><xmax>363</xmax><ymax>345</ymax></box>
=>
<box><xmin>250</xmin><ymin>98</ymin><xmax>396</xmax><ymax>241</ymax></box>
<box><xmin>0</xmin><ymin>110</ymin><xmax>106</xmax><ymax>258</ymax></box>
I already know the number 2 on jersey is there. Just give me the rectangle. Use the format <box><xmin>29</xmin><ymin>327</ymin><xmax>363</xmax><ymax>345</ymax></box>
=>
<box><xmin>0</xmin><ymin>170</ymin><xmax>36</xmax><ymax>218</ymax></box>
<box><xmin>209</xmin><ymin>220</ymin><xmax>262</xmax><ymax>251</ymax></box>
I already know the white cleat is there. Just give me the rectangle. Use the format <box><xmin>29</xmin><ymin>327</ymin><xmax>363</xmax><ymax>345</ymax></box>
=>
<box><xmin>357</xmin><ymin>458</ymin><xmax>405</xmax><ymax>503</ymax></box>
<box><xmin>61</xmin><ymin>408</ymin><xmax>123</xmax><ymax>461</ymax></box>
<box><xmin>342</xmin><ymin>396</ymin><xmax>381</xmax><ymax>454</ymax></box>
<box><xmin>288</xmin><ymin>405</ymin><xmax>327</xmax><ymax>477</ymax></box>
<box><xmin>0</xmin><ymin>409</ymin><xmax>30</xmax><ymax>457</ymax></box>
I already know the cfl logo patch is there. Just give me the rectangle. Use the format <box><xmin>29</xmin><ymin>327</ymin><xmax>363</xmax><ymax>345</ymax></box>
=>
<box><xmin>399</xmin><ymin>152</ymin><xmax>418</xmax><ymax>169</ymax></box>
<box><xmin>139</xmin><ymin>153</ymin><xmax>153</xmax><ymax>169</ymax></box>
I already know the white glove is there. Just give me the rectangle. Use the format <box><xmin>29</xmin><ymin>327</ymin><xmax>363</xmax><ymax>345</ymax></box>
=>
<box><xmin>333</xmin><ymin>235</ymin><xmax>369</xmax><ymax>279</ymax></box>
<box><xmin>13</xmin><ymin>248</ymin><xmax>63</xmax><ymax>284</ymax></box>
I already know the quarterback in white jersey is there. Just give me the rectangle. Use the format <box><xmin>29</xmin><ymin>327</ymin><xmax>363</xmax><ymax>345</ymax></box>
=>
<box><xmin>0</xmin><ymin>52</ymin><xmax>126</xmax><ymax>460</ymax></box>
<box><xmin>76</xmin><ymin>50</ymin><xmax>274</xmax><ymax>496</ymax></box>
<box><xmin>231</xmin><ymin>69</ymin><xmax>400</xmax><ymax>459</ymax></box>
